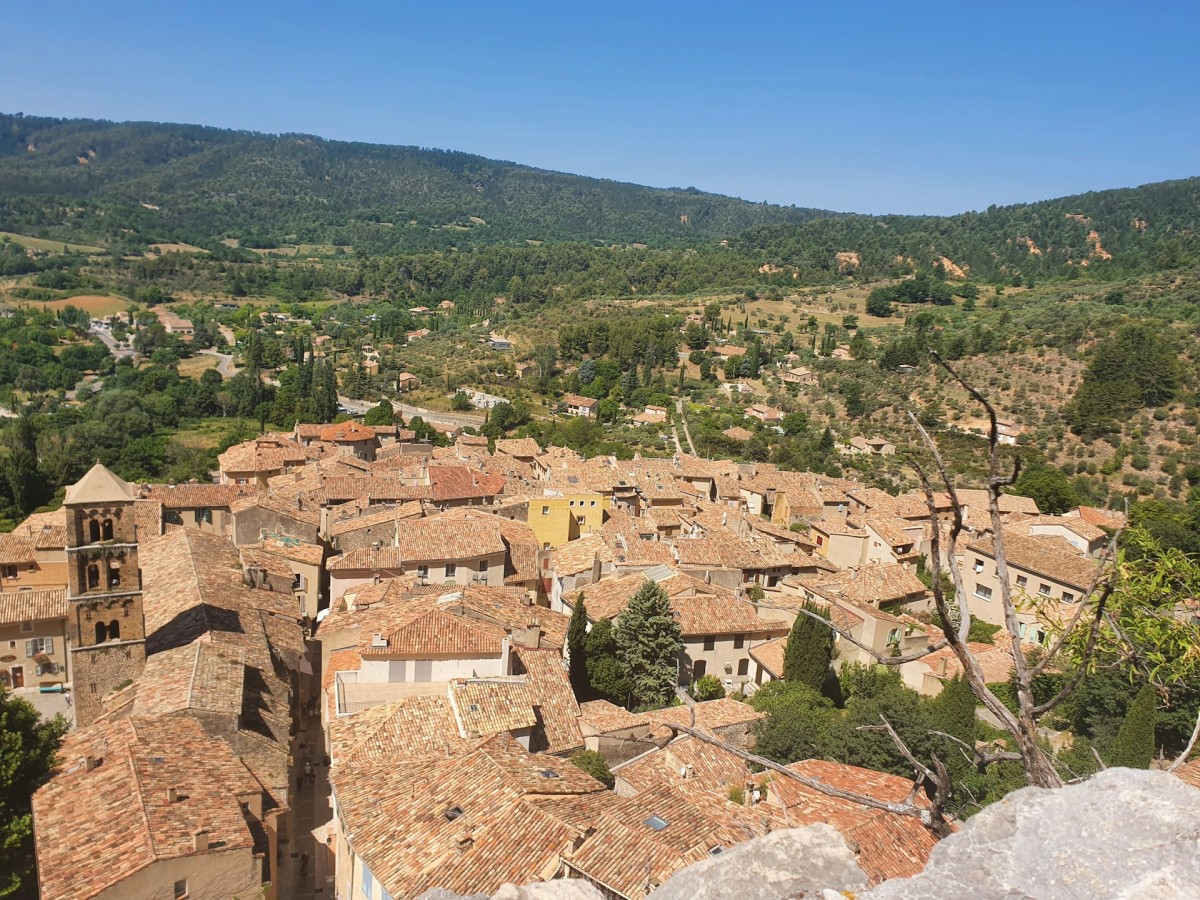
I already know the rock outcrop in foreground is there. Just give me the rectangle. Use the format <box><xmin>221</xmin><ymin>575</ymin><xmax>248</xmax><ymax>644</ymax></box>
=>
<box><xmin>418</xmin><ymin>768</ymin><xmax>1200</xmax><ymax>900</ymax></box>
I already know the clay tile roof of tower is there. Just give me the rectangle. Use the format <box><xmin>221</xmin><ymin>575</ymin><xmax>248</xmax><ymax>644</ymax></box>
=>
<box><xmin>64</xmin><ymin>462</ymin><xmax>135</xmax><ymax>505</ymax></box>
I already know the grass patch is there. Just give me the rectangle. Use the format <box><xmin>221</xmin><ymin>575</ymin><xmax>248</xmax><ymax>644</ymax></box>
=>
<box><xmin>0</xmin><ymin>231</ymin><xmax>105</xmax><ymax>254</ymax></box>
<box><xmin>177</xmin><ymin>355</ymin><xmax>218</xmax><ymax>379</ymax></box>
<box><xmin>37</xmin><ymin>295</ymin><xmax>131</xmax><ymax>316</ymax></box>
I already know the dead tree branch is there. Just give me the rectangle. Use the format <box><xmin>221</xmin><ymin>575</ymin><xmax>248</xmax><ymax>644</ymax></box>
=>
<box><xmin>1167</xmin><ymin>708</ymin><xmax>1200</xmax><ymax>774</ymax></box>
<box><xmin>662</xmin><ymin>721</ymin><xmax>950</xmax><ymax>835</ymax></box>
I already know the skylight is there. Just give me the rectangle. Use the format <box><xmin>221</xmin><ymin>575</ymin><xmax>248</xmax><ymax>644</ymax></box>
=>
<box><xmin>444</xmin><ymin>806</ymin><xmax>465</xmax><ymax>821</ymax></box>
<box><xmin>645</xmin><ymin>815</ymin><xmax>668</xmax><ymax>831</ymax></box>
<box><xmin>539</xmin><ymin>769</ymin><xmax>561</xmax><ymax>779</ymax></box>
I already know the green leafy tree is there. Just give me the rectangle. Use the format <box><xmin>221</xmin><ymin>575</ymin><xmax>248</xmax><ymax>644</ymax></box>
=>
<box><xmin>1108</xmin><ymin>682</ymin><xmax>1157</xmax><ymax>769</ymax></box>
<box><xmin>749</xmin><ymin>681</ymin><xmax>842</xmax><ymax>764</ymax></box>
<box><xmin>567</xmin><ymin>594</ymin><xmax>590</xmax><ymax>699</ymax></box>
<box><xmin>1012</xmin><ymin>465</ymin><xmax>1079</xmax><ymax>515</ymax></box>
<box><xmin>0</xmin><ymin>688</ymin><xmax>67</xmax><ymax>898</ymax></box>
<box><xmin>363</xmin><ymin>398</ymin><xmax>395</xmax><ymax>426</ymax></box>
<box><xmin>691</xmin><ymin>674</ymin><xmax>726</xmax><ymax>701</ymax></box>
<box><xmin>584</xmin><ymin>618</ymin><xmax>629</xmax><ymax>703</ymax></box>
<box><xmin>451</xmin><ymin>391</ymin><xmax>473</xmax><ymax>412</ymax></box>
<box><xmin>782</xmin><ymin>602</ymin><xmax>834</xmax><ymax>690</ymax></box>
<box><xmin>569</xmin><ymin>750</ymin><xmax>613</xmax><ymax>788</ymax></box>
<box><xmin>614</xmin><ymin>580</ymin><xmax>684</xmax><ymax>707</ymax></box>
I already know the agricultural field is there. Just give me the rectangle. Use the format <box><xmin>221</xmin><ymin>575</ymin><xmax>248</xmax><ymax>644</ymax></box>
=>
<box><xmin>0</xmin><ymin>231</ymin><xmax>105</xmax><ymax>254</ymax></box>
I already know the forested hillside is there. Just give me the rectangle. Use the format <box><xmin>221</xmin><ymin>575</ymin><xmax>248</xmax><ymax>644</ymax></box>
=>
<box><xmin>0</xmin><ymin>113</ymin><xmax>830</xmax><ymax>252</ymax></box>
<box><xmin>736</xmin><ymin>178</ymin><xmax>1200</xmax><ymax>283</ymax></box>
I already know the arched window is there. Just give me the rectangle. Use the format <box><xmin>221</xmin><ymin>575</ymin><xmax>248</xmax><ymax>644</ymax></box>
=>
<box><xmin>108</xmin><ymin>620</ymin><xmax>120</xmax><ymax>641</ymax></box>
<box><xmin>101</xmin><ymin>519</ymin><xmax>114</xmax><ymax>541</ymax></box>
<box><xmin>95</xmin><ymin>621</ymin><xmax>107</xmax><ymax>643</ymax></box>
<box><xmin>87</xmin><ymin>565</ymin><xmax>100</xmax><ymax>590</ymax></box>
<box><xmin>88</xmin><ymin>520</ymin><xmax>101</xmax><ymax>543</ymax></box>
<box><xmin>109</xmin><ymin>568</ymin><xmax>121</xmax><ymax>588</ymax></box>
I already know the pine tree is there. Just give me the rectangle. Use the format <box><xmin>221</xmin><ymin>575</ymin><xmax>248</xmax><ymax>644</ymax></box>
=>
<box><xmin>615</xmin><ymin>580</ymin><xmax>683</xmax><ymax>708</ymax></box>
<box><xmin>567</xmin><ymin>594</ymin><xmax>590</xmax><ymax>699</ymax></box>
<box><xmin>1109</xmin><ymin>682</ymin><xmax>1157</xmax><ymax>769</ymax></box>
<box><xmin>782</xmin><ymin>602</ymin><xmax>833</xmax><ymax>690</ymax></box>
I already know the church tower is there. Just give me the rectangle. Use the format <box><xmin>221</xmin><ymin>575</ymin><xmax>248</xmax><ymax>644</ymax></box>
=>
<box><xmin>63</xmin><ymin>463</ymin><xmax>146</xmax><ymax>727</ymax></box>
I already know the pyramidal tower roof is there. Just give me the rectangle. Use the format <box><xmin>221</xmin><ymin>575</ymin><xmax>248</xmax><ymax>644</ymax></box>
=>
<box><xmin>64</xmin><ymin>462</ymin><xmax>135</xmax><ymax>506</ymax></box>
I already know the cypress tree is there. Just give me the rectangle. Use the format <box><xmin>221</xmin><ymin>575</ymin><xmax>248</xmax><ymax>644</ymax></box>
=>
<box><xmin>567</xmin><ymin>593</ymin><xmax>590</xmax><ymax>699</ymax></box>
<box><xmin>930</xmin><ymin>674</ymin><xmax>977</xmax><ymax>744</ymax></box>
<box><xmin>782</xmin><ymin>602</ymin><xmax>834</xmax><ymax>690</ymax></box>
<box><xmin>615</xmin><ymin>580</ymin><xmax>683</xmax><ymax>708</ymax></box>
<box><xmin>1109</xmin><ymin>682</ymin><xmax>1157</xmax><ymax>769</ymax></box>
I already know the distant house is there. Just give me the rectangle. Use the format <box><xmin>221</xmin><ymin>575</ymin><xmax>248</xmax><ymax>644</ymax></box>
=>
<box><xmin>848</xmin><ymin>435</ymin><xmax>896</xmax><ymax>456</ymax></box>
<box><xmin>487</xmin><ymin>335</ymin><xmax>513</xmax><ymax>350</ymax></box>
<box><xmin>780</xmin><ymin>366</ymin><xmax>818</xmax><ymax>386</ymax></box>
<box><xmin>515</xmin><ymin>362</ymin><xmax>536</xmax><ymax>380</ymax></box>
<box><xmin>151</xmin><ymin>306</ymin><xmax>194</xmax><ymax>339</ymax></box>
<box><xmin>405</xmin><ymin>328</ymin><xmax>431</xmax><ymax>342</ymax></box>
<box><xmin>745</xmin><ymin>403</ymin><xmax>784</xmax><ymax>424</ymax></box>
<box><xmin>722</xmin><ymin>426</ymin><xmax>755</xmax><ymax>442</ymax></box>
<box><xmin>632</xmin><ymin>405</ymin><xmax>668</xmax><ymax>425</ymax></box>
<box><xmin>396</xmin><ymin>372</ymin><xmax>419</xmax><ymax>392</ymax></box>
<box><xmin>438</xmin><ymin>299</ymin><xmax>455</xmax><ymax>310</ymax></box>
<box><xmin>561</xmin><ymin>394</ymin><xmax>599</xmax><ymax>418</ymax></box>
<box><xmin>997</xmin><ymin>420</ymin><xmax>1024</xmax><ymax>446</ymax></box>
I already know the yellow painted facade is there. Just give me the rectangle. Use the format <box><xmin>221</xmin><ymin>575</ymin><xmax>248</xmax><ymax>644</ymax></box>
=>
<box><xmin>527</xmin><ymin>494</ymin><xmax>609</xmax><ymax>549</ymax></box>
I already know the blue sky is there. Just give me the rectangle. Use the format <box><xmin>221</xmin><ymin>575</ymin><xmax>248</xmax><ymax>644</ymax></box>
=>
<box><xmin>2</xmin><ymin>1</ymin><xmax>1196</xmax><ymax>214</ymax></box>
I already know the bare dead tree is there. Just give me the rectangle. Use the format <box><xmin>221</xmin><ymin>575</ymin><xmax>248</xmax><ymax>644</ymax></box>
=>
<box><xmin>753</xmin><ymin>354</ymin><xmax>1124</xmax><ymax>790</ymax></box>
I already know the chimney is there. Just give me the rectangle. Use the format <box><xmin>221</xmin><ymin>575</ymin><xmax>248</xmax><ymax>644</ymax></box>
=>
<box><xmin>938</xmin><ymin>656</ymin><xmax>949</xmax><ymax>677</ymax></box>
<box><xmin>525</xmin><ymin>622</ymin><xmax>542</xmax><ymax>649</ymax></box>
<box><xmin>166</xmin><ymin>787</ymin><xmax>178</xmax><ymax>804</ymax></box>
<box><xmin>193</xmin><ymin>828</ymin><xmax>209</xmax><ymax>853</ymax></box>
<box><xmin>85</xmin><ymin>755</ymin><xmax>102</xmax><ymax>772</ymax></box>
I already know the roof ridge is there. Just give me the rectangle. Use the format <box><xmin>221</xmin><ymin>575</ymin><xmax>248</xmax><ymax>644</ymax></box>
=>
<box><xmin>125</xmin><ymin>722</ymin><xmax>161</xmax><ymax>859</ymax></box>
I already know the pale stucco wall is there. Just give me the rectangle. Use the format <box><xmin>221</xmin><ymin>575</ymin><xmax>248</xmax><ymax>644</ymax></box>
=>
<box><xmin>92</xmin><ymin>847</ymin><xmax>261</xmax><ymax>900</ymax></box>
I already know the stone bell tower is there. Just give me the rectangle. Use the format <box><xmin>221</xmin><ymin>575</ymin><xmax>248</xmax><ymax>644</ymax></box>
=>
<box><xmin>63</xmin><ymin>463</ymin><xmax>146</xmax><ymax>727</ymax></box>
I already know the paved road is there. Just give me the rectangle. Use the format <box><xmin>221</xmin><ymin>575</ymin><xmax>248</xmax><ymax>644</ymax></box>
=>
<box><xmin>338</xmin><ymin>395</ymin><xmax>485</xmax><ymax>429</ymax></box>
<box><xmin>89</xmin><ymin>324</ymin><xmax>135</xmax><ymax>360</ymax></box>
<box><xmin>676</xmin><ymin>400</ymin><xmax>697</xmax><ymax>454</ymax></box>
<box><xmin>197</xmin><ymin>348</ymin><xmax>239</xmax><ymax>378</ymax></box>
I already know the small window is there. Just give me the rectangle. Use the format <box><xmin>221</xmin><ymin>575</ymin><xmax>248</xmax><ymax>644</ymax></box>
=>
<box><xmin>589</xmin><ymin>500</ymin><xmax>597</xmax><ymax>507</ymax></box>
<box><xmin>201</xmin><ymin>508</ymin><xmax>213</xmax><ymax>525</ymax></box>
<box><xmin>733</xmin><ymin>634</ymin><xmax>745</xmax><ymax>649</ymax></box>
<box><xmin>446</xmin><ymin>563</ymin><xmax>456</xmax><ymax>579</ymax></box>
<box><xmin>479</xmin><ymin>559</ymin><xmax>488</xmax><ymax>573</ymax></box>
<box><xmin>887</xmin><ymin>627</ymin><xmax>902</xmax><ymax>644</ymax></box>
<box><xmin>737</xmin><ymin>658</ymin><xmax>749</xmax><ymax>676</ymax></box>
<box><xmin>1016</xmin><ymin>575</ymin><xmax>1028</xmax><ymax>587</ymax></box>
<box><xmin>174</xmin><ymin>879</ymin><xmax>188</xmax><ymax>899</ymax></box>
<box><xmin>88</xmin><ymin>520</ymin><xmax>101</xmax><ymax>543</ymax></box>
<box><xmin>541</xmin><ymin>506</ymin><xmax>550</xmax><ymax>516</ymax></box>
<box><xmin>645</xmin><ymin>815</ymin><xmax>668</xmax><ymax>831</ymax></box>
<box><xmin>703</xmin><ymin>636</ymin><xmax>715</xmax><ymax>651</ymax></box>
<box><xmin>362</xmin><ymin>865</ymin><xmax>374</xmax><ymax>898</ymax></box>
<box><xmin>20</xmin><ymin>620</ymin><xmax>33</xmax><ymax>633</ymax></box>
<box><xmin>974</xmin><ymin>585</ymin><xmax>993</xmax><ymax>601</ymax></box>
<box><xmin>2</xmin><ymin>565</ymin><xmax>17</xmax><ymax>580</ymax></box>
<box><xmin>416</xmin><ymin>565</ymin><xmax>428</xmax><ymax>579</ymax></box>
<box><xmin>815</xmin><ymin>535</ymin><xmax>824</xmax><ymax>546</ymax></box>
<box><xmin>1038</xmin><ymin>584</ymin><xmax>1051</xmax><ymax>596</ymax></box>
<box><xmin>973</xmin><ymin>559</ymin><xmax>984</xmax><ymax>574</ymax></box>
<box><xmin>101</xmin><ymin>519</ymin><xmax>114</xmax><ymax>541</ymax></box>
<box><xmin>1061</xmin><ymin>591</ymin><xmax>1075</xmax><ymax>603</ymax></box>
<box><xmin>87</xmin><ymin>564</ymin><xmax>100</xmax><ymax>589</ymax></box>
<box><xmin>569</xmin><ymin>500</ymin><xmax>575</xmax><ymax>507</ymax></box>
